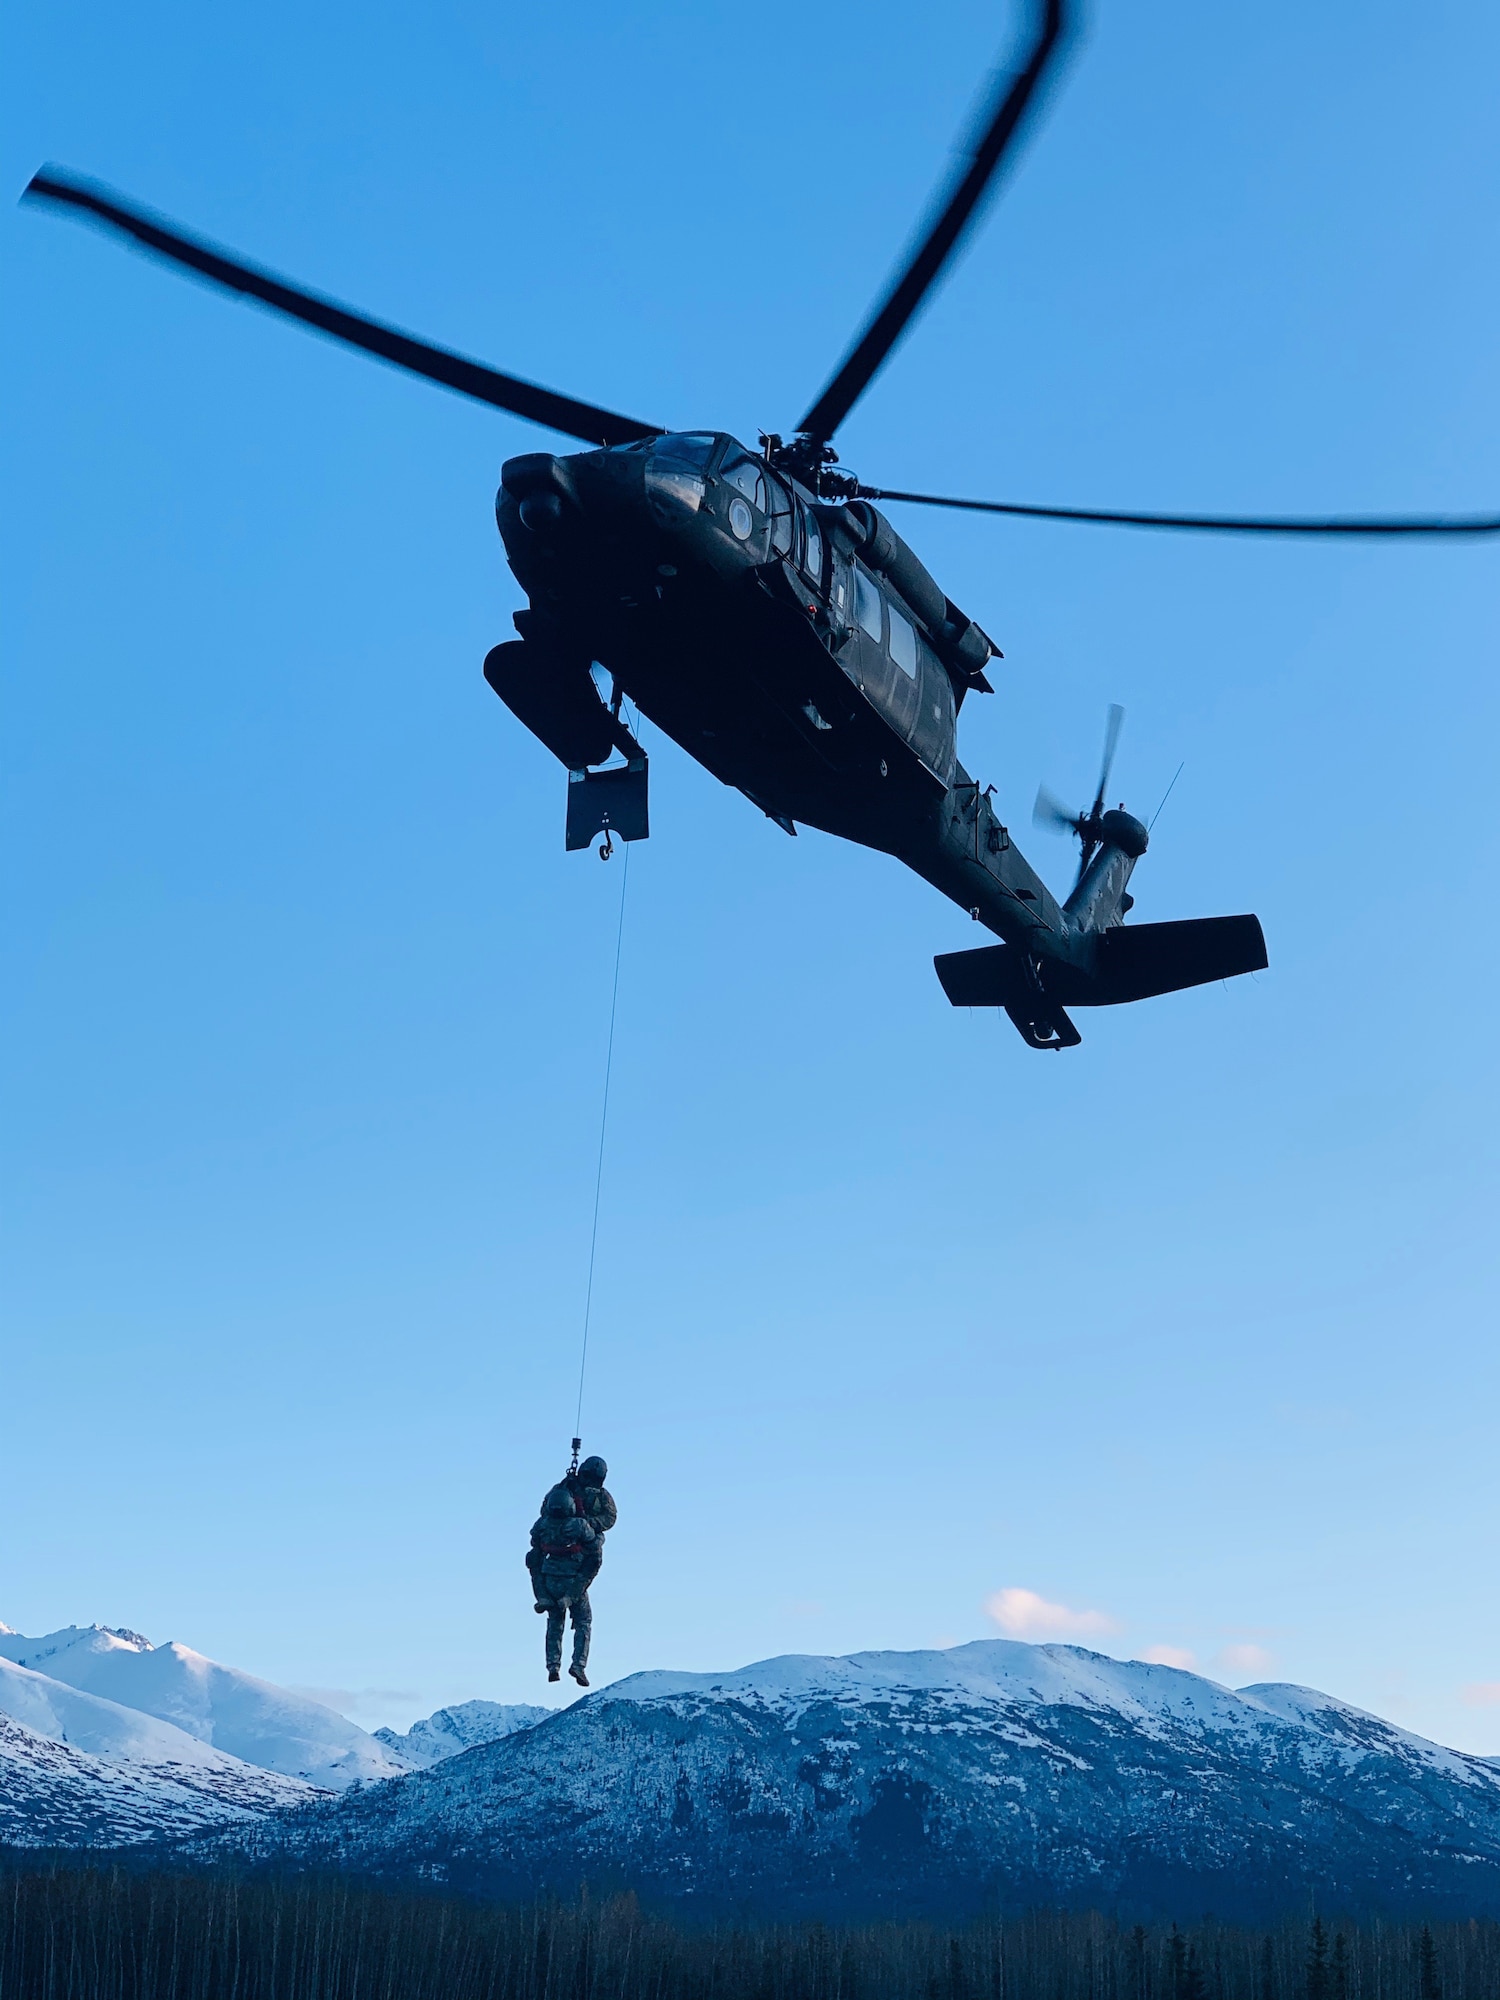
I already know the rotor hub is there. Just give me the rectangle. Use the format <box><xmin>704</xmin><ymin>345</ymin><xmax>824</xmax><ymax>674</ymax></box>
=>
<box><xmin>762</xmin><ymin>432</ymin><xmax>860</xmax><ymax>499</ymax></box>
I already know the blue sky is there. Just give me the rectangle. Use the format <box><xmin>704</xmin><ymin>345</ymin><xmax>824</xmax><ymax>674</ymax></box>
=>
<box><xmin>3</xmin><ymin>0</ymin><xmax>1497</xmax><ymax>1753</ymax></box>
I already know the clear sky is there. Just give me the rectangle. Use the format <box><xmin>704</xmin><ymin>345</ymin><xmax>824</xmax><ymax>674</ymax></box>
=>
<box><xmin>3</xmin><ymin>0</ymin><xmax>1497</xmax><ymax>1755</ymax></box>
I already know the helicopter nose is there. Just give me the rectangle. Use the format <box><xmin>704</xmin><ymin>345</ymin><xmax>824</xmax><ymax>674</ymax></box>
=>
<box><xmin>499</xmin><ymin>452</ymin><xmax>580</xmax><ymax>533</ymax></box>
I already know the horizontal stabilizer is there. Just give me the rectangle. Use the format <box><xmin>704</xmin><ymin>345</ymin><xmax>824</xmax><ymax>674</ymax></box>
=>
<box><xmin>935</xmin><ymin>913</ymin><xmax>1267</xmax><ymax>1012</ymax></box>
<box><xmin>1092</xmin><ymin>914</ymin><xmax>1267</xmax><ymax>1002</ymax></box>
<box><xmin>935</xmin><ymin>943</ymin><xmax>1029</xmax><ymax>1008</ymax></box>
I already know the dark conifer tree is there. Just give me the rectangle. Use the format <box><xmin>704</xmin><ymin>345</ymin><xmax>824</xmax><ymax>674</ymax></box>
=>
<box><xmin>1132</xmin><ymin>1923</ymin><xmax>1151</xmax><ymax>2000</ymax></box>
<box><xmin>948</xmin><ymin>1936</ymin><xmax>969</xmax><ymax>2000</ymax></box>
<box><xmin>1259</xmin><ymin>1934</ymin><xmax>1276</xmax><ymax>2000</ymax></box>
<box><xmin>1183</xmin><ymin>1943</ymin><xmax>1208</xmax><ymax>2000</ymax></box>
<box><xmin>1304</xmin><ymin>1918</ymin><xmax>1331</xmax><ymax>2000</ymax></box>
<box><xmin>1419</xmin><ymin>1922</ymin><xmax>1443</xmax><ymax>2000</ymax></box>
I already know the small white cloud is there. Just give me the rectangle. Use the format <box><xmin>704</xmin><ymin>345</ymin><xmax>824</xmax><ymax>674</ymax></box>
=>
<box><xmin>1215</xmin><ymin>1643</ymin><xmax>1274</xmax><ymax>1678</ymax></box>
<box><xmin>1461</xmin><ymin>1682</ymin><xmax>1500</xmax><ymax>1708</ymax></box>
<box><xmin>1141</xmin><ymin>1645</ymin><xmax>1197</xmax><ymax>1670</ymax></box>
<box><xmin>985</xmin><ymin>1588</ymin><xmax>1118</xmax><ymax>1640</ymax></box>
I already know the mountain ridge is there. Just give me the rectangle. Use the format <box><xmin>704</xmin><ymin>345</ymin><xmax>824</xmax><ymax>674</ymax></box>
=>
<box><xmin>0</xmin><ymin>1625</ymin><xmax>404</xmax><ymax>1789</ymax></box>
<box><xmin>7</xmin><ymin>1622</ymin><xmax>1498</xmax><ymax>1921</ymax></box>
<box><xmin>199</xmin><ymin>1639</ymin><xmax>1500</xmax><ymax>1923</ymax></box>
<box><xmin>0</xmin><ymin>1621</ymin><xmax>519</xmax><ymax>1849</ymax></box>
<box><xmin>374</xmin><ymin>1701</ymin><xmax>550</xmax><ymax>1770</ymax></box>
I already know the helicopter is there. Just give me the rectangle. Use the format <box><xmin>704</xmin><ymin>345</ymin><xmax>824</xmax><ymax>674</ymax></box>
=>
<box><xmin>22</xmin><ymin>0</ymin><xmax>1500</xmax><ymax>1050</ymax></box>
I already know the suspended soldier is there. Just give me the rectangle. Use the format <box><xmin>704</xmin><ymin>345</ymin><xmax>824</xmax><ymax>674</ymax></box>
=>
<box><xmin>526</xmin><ymin>1450</ymin><xmax>618</xmax><ymax>1684</ymax></box>
<box><xmin>527</xmin><ymin>1484</ymin><xmax>598</xmax><ymax>1685</ymax></box>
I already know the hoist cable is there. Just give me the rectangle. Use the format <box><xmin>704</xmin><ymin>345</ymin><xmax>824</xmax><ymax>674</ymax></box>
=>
<box><xmin>574</xmin><ymin>839</ymin><xmax>631</xmax><ymax>1440</ymax></box>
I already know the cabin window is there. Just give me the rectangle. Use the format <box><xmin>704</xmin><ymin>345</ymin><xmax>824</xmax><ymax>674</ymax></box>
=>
<box><xmin>654</xmin><ymin>432</ymin><xmax>717</xmax><ymax>467</ymax></box>
<box><xmin>767</xmin><ymin>475</ymin><xmax>794</xmax><ymax>556</ymax></box>
<box><xmin>854</xmin><ymin>567</ymin><xmax>883</xmax><ymax>642</ymax></box>
<box><xmin>722</xmin><ymin>457</ymin><xmax>767</xmax><ymax>511</ymax></box>
<box><xmin>888</xmin><ymin>606</ymin><xmax>917</xmax><ymax>677</ymax></box>
<box><xmin>802</xmin><ymin>509</ymin><xmax>823</xmax><ymax>584</ymax></box>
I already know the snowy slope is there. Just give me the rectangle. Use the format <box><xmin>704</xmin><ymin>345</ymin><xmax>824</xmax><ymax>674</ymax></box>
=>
<box><xmin>210</xmin><ymin>1639</ymin><xmax>1500</xmax><ymax>1922</ymax></box>
<box><xmin>1</xmin><ymin>1654</ymin><xmax>267</xmax><ymax>1772</ymax></box>
<box><xmin>0</xmin><ymin>1713</ymin><xmax>313</xmax><ymax>1848</ymax></box>
<box><xmin>374</xmin><ymin>1701</ymin><xmax>548</xmax><ymax>1770</ymax></box>
<box><xmin>0</xmin><ymin>1661</ymin><xmax>314</xmax><ymax>1849</ymax></box>
<box><xmin>0</xmin><ymin>1626</ymin><xmax>403</xmax><ymax>1789</ymax></box>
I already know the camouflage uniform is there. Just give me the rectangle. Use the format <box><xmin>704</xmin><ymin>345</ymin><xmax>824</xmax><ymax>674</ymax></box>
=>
<box><xmin>527</xmin><ymin>1485</ymin><xmax>596</xmax><ymax>1682</ymax></box>
<box><xmin>568</xmin><ymin>1455</ymin><xmax>617</xmax><ymax>1587</ymax></box>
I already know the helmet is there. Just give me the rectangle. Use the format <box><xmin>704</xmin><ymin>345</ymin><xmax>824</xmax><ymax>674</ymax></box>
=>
<box><xmin>578</xmin><ymin>1455</ymin><xmax>608</xmax><ymax>1484</ymax></box>
<box><xmin>543</xmin><ymin>1484</ymin><xmax>578</xmax><ymax>1518</ymax></box>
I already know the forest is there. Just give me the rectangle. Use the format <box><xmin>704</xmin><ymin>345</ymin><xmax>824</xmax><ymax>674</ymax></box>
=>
<box><xmin>1</xmin><ymin>1864</ymin><xmax>1495</xmax><ymax>2000</ymax></box>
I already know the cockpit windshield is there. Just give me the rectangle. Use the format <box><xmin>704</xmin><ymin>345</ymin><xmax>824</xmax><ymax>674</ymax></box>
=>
<box><xmin>651</xmin><ymin>432</ymin><xmax>718</xmax><ymax>468</ymax></box>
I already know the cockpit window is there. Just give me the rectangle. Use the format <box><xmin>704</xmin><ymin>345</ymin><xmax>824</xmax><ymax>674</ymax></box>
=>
<box><xmin>722</xmin><ymin>457</ymin><xmax>768</xmax><ymax>511</ymax></box>
<box><xmin>654</xmin><ymin>432</ymin><xmax>718</xmax><ymax>468</ymax></box>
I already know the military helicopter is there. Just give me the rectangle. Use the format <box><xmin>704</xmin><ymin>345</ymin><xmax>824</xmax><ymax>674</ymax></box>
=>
<box><xmin>23</xmin><ymin>0</ymin><xmax>1500</xmax><ymax>1049</ymax></box>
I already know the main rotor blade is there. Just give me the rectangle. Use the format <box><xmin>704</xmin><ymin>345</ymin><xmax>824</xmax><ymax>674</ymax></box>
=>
<box><xmin>1093</xmin><ymin>703</ymin><xmax>1124</xmax><ymax>814</ymax></box>
<box><xmin>22</xmin><ymin>168</ymin><xmax>660</xmax><ymax>449</ymax></box>
<box><xmin>857</xmin><ymin>484</ymin><xmax>1500</xmax><ymax>538</ymax></box>
<box><xmin>796</xmin><ymin>0</ymin><xmax>1071</xmax><ymax>446</ymax></box>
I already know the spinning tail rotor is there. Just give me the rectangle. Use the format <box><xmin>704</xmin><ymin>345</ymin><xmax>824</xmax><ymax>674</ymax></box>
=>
<box><xmin>1033</xmin><ymin>703</ymin><xmax>1126</xmax><ymax>888</ymax></box>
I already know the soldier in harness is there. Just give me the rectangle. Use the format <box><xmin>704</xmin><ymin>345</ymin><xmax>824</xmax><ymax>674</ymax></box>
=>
<box><xmin>525</xmin><ymin>1453</ymin><xmax>617</xmax><ymax>1686</ymax></box>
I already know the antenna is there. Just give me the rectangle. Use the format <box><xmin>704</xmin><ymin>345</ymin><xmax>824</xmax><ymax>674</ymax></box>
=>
<box><xmin>1149</xmin><ymin>761</ymin><xmax>1185</xmax><ymax>831</ymax></box>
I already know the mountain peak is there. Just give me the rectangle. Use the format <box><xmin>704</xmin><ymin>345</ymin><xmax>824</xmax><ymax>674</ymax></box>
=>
<box><xmin>0</xmin><ymin>1624</ymin><xmax>154</xmax><ymax>1673</ymax></box>
<box><xmin>603</xmin><ymin>1638</ymin><xmax>1264</xmax><ymax>1730</ymax></box>
<box><xmin>0</xmin><ymin>1623</ymin><xmax>403</xmax><ymax>1790</ymax></box>
<box><xmin>373</xmin><ymin>1701</ymin><xmax>549</xmax><ymax>1770</ymax></box>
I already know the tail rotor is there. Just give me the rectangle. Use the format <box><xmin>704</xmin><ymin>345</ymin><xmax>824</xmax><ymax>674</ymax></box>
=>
<box><xmin>1033</xmin><ymin>703</ymin><xmax>1126</xmax><ymax>887</ymax></box>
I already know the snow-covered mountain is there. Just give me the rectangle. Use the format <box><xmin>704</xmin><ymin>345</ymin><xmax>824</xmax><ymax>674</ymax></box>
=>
<box><xmin>0</xmin><ymin>1625</ymin><xmax>404</xmax><ymax>1789</ymax></box>
<box><xmin>208</xmin><ymin>1640</ymin><xmax>1500</xmax><ymax>1923</ymax></box>
<box><xmin>0</xmin><ymin>1656</ymin><xmax>314</xmax><ymax>1849</ymax></box>
<box><xmin>1</xmin><ymin>1653</ymin><xmax>289</xmax><ymax>1777</ymax></box>
<box><xmin>0</xmin><ymin>1620</ymin><xmax>554</xmax><ymax>1850</ymax></box>
<box><xmin>374</xmin><ymin>1701</ymin><xmax>549</xmax><ymax>1771</ymax></box>
<box><xmin>0</xmin><ymin>1713</ymin><xmax>316</xmax><ymax>1849</ymax></box>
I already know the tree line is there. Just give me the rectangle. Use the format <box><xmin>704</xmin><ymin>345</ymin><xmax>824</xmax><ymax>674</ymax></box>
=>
<box><xmin>1</xmin><ymin>1865</ymin><xmax>1495</xmax><ymax>2000</ymax></box>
